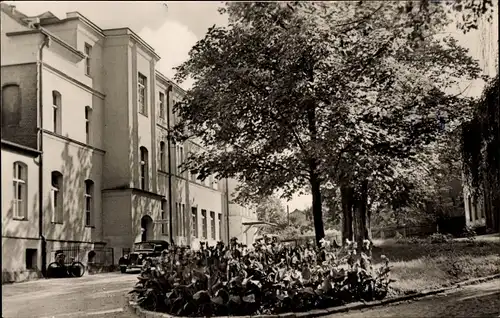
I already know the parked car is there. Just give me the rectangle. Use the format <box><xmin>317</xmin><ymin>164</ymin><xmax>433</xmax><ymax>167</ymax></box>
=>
<box><xmin>118</xmin><ymin>240</ymin><xmax>169</xmax><ymax>273</ymax></box>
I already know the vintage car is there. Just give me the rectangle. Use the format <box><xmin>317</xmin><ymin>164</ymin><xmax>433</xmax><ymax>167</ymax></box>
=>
<box><xmin>118</xmin><ymin>240</ymin><xmax>169</xmax><ymax>273</ymax></box>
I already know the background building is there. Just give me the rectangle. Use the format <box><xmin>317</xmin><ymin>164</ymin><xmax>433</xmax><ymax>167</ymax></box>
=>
<box><xmin>1</xmin><ymin>3</ymin><xmax>255</xmax><ymax>283</ymax></box>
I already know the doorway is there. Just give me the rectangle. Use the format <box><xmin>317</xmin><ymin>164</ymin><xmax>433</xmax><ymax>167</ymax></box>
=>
<box><xmin>141</xmin><ymin>215</ymin><xmax>154</xmax><ymax>242</ymax></box>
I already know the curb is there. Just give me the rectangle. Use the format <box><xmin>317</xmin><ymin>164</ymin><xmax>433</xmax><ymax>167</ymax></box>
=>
<box><xmin>126</xmin><ymin>273</ymin><xmax>500</xmax><ymax>318</ymax></box>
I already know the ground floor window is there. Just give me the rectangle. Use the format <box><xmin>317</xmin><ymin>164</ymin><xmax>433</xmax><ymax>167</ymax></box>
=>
<box><xmin>25</xmin><ymin>248</ymin><xmax>37</xmax><ymax>270</ymax></box>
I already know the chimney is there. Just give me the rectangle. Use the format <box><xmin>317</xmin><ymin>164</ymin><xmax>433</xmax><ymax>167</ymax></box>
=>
<box><xmin>9</xmin><ymin>5</ymin><xmax>16</xmax><ymax>13</ymax></box>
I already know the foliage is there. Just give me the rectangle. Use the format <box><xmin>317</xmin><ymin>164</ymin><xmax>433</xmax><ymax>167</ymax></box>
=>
<box><xmin>172</xmin><ymin>1</ymin><xmax>483</xmax><ymax>244</ymax></box>
<box><xmin>129</xmin><ymin>237</ymin><xmax>393</xmax><ymax>317</ymax></box>
<box><xmin>461</xmin><ymin>75</ymin><xmax>499</xmax><ymax>231</ymax></box>
<box><xmin>428</xmin><ymin>232</ymin><xmax>454</xmax><ymax>244</ymax></box>
<box><xmin>442</xmin><ymin>0</ymin><xmax>496</xmax><ymax>33</ymax></box>
<box><xmin>394</xmin><ymin>236</ymin><xmax>422</xmax><ymax>245</ymax></box>
<box><xmin>254</xmin><ymin>195</ymin><xmax>287</xmax><ymax>233</ymax></box>
<box><xmin>461</xmin><ymin>226</ymin><xmax>477</xmax><ymax>241</ymax></box>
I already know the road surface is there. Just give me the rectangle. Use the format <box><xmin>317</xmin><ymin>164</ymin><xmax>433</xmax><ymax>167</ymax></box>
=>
<box><xmin>2</xmin><ymin>271</ymin><xmax>139</xmax><ymax>318</ymax></box>
<box><xmin>2</xmin><ymin>273</ymin><xmax>499</xmax><ymax>318</ymax></box>
<box><xmin>329</xmin><ymin>278</ymin><xmax>500</xmax><ymax>318</ymax></box>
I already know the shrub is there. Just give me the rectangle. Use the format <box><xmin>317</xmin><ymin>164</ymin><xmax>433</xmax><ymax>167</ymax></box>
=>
<box><xmin>129</xmin><ymin>237</ymin><xmax>393</xmax><ymax>317</ymax></box>
<box><xmin>428</xmin><ymin>233</ymin><xmax>453</xmax><ymax>244</ymax></box>
<box><xmin>395</xmin><ymin>236</ymin><xmax>422</xmax><ymax>245</ymax></box>
<box><xmin>461</xmin><ymin>226</ymin><xmax>477</xmax><ymax>242</ymax></box>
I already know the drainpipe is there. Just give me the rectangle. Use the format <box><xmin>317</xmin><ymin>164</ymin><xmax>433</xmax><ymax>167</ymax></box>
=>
<box><xmin>225</xmin><ymin>178</ymin><xmax>230</xmax><ymax>243</ymax></box>
<box><xmin>37</xmin><ymin>30</ymin><xmax>50</xmax><ymax>277</ymax></box>
<box><xmin>166</xmin><ymin>85</ymin><xmax>174</xmax><ymax>245</ymax></box>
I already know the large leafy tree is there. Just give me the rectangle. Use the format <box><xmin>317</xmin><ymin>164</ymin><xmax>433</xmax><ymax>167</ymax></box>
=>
<box><xmin>174</xmin><ymin>1</ymin><xmax>483</xmax><ymax>245</ymax></box>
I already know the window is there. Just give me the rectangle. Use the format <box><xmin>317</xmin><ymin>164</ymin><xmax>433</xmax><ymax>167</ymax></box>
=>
<box><xmin>182</xmin><ymin>204</ymin><xmax>185</xmax><ymax>236</ymax></box>
<box><xmin>84</xmin><ymin>180</ymin><xmax>94</xmax><ymax>226</ymax></box>
<box><xmin>85</xmin><ymin>106</ymin><xmax>92</xmax><ymax>144</ymax></box>
<box><xmin>51</xmin><ymin>171</ymin><xmax>63</xmax><ymax>223</ymax></box>
<box><xmin>52</xmin><ymin>91</ymin><xmax>61</xmax><ymax>134</ymax></box>
<box><xmin>13</xmin><ymin>162</ymin><xmax>27</xmax><ymax>219</ymax></box>
<box><xmin>138</xmin><ymin>73</ymin><xmax>147</xmax><ymax>115</ymax></box>
<box><xmin>191</xmin><ymin>207</ymin><xmax>198</xmax><ymax>238</ymax></box>
<box><xmin>176</xmin><ymin>203</ymin><xmax>181</xmax><ymax>237</ymax></box>
<box><xmin>218</xmin><ymin>213</ymin><xmax>222</xmax><ymax>240</ymax></box>
<box><xmin>161</xmin><ymin>200</ymin><xmax>167</xmax><ymax>235</ymax></box>
<box><xmin>140</xmin><ymin>147</ymin><xmax>149</xmax><ymax>190</ymax></box>
<box><xmin>25</xmin><ymin>249</ymin><xmax>37</xmax><ymax>270</ymax></box>
<box><xmin>210</xmin><ymin>211</ymin><xmax>216</xmax><ymax>239</ymax></box>
<box><xmin>201</xmin><ymin>210</ymin><xmax>207</xmax><ymax>239</ymax></box>
<box><xmin>1</xmin><ymin>84</ymin><xmax>21</xmax><ymax>127</ymax></box>
<box><xmin>474</xmin><ymin>198</ymin><xmax>479</xmax><ymax>220</ymax></box>
<box><xmin>180</xmin><ymin>147</ymin><xmax>184</xmax><ymax>170</ymax></box>
<box><xmin>468</xmin><ymin>195</ymin><xmax>473</xmax><ymax>222</ymax></box>
<box><xmin>159</xmin><ymin>92</ymin><xmax>165</xmax><ymax>119</ymax></box>
<box><xmin>84</xmin><ymin>43</ymin><xmax>92</xmax><ymax>76</ymax></box>
<box><xmin>175</xmin><ymin>145</ymin><xmax>184</xmax><ymax>176</ymax></box>
<box><xmin>159</xmin><ymin>141</ymin><xmax>166</xmax><ymax>171</ymax></box>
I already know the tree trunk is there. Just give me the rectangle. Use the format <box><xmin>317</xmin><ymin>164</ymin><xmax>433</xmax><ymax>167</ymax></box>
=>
<box><xmin>341</xmin><ymin>185</ymin><xmax>354</xmax><ymax>244</ymax></box>
<box><xmin>484</xmin><ymin>178</ymin><xmax>493</xmax><ymax>230</ymax></box>
<box><xmin>494</xmin><ymin>192</ymin><xmax>500</xmax><ymax>233</ymax></box>
<box><xmin>353</xmin><ymin>179</ymin><xmax>369</xmax><ymax>248</ymax></box>
<box><xmin>366</xmin><ymin>201</ymin><xmax>372</xmax><ymax>243</ymax></box>
<box><xmin>310</xmin><ymin>175</ymin><xmax>325</xmax><ymax>246</ymax></box>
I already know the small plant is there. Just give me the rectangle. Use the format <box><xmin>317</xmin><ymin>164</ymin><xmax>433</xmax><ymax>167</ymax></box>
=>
<box><xmin>129</xmin><ymin>237</ymin><xmax>393</xmax><ymax>317</ymax></box>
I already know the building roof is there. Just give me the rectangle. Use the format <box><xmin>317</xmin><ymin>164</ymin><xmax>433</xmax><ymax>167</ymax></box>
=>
<box><xmin>1</xmin><ymin>139</ymin><xmax>41</xmax><ymax>156</ymax></box>
<box><xmin>1</xmin><ymin>3</ymin><xmax>86</xmax><ymax>60</ymax></box>
<box><xmin>155</xmin><ymin>71</ymin><xmax>186</xmax><ymax>95</ymax></box>
<box><xmin>1</xmin><ymin>3</ymin><xmax>162</xmax><ymax>65</ymax></box>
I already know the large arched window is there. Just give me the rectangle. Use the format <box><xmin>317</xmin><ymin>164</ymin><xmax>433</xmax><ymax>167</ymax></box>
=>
<box><xmin>140</xmin><ymin>147</ymin><xmax>149</xmax><ymax>190</ymax></box>
<box><xmin>84</xmin><ymin>179</ymin><xmax>94</xmax><ymax>226</ymax></box>
<box><xmin>13</xmin><ymin>162</ymin><xmax>27</xmax><ymax>219</ymax></box>
<box><xmin>159</xmin><ymin>141</ymin><xmax>166</xmax><ymax>171</ymax></box>
<box><xmin>2</xmin><ymin>84</ymin><xmax>21</xmax><ymax>127</ymax></box>
<box><xmin>52</xmin><ymin>91</ymin><xmax>62</xmax><ymax>134</ymax></box>
<box><xmin>85</xmin><ymin>106</ymin><xmax>92</xmax><ymax>144</ymax></box>
<box><xmin>51</xmin><ymin>171</ymin><xmax>63</xmax><ymax>223</ymax></box>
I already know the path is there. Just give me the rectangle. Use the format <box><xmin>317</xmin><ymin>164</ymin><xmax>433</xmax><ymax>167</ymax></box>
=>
<box><xmin>329</xmin><ymin>278</ymin><xmax>500</xmax><ymax>318</ymax></box>
<box><xmin>2</xmin><ymin>271</ymin><xmax>139</xmax><ymax>318</ymax></box>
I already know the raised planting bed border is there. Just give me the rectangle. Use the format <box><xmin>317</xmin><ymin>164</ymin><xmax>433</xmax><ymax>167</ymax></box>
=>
<box><xmin>125</xmin><ymin>273</ymin><xmax>500</xmax><ymax>318</ymax></box>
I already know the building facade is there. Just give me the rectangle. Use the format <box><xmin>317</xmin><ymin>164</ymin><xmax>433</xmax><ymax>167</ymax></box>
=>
<box><xmin>1</xmin><ymin>4</ymin><xmax>253</xmax><ymax>283</ymax></box>
<box><xmin>227</xmin><ymin>179</ymin><xmax>259</xmax><ymax>246</ymax></box>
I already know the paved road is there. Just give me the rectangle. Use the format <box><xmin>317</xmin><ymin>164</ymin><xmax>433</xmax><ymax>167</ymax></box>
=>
<box><xmin>2</xmin><ymin>273</ymin><xmax>499</xmax><ymax>318</ymax></box>
<box><xmin>2</xmin><ymin>272</ymin><xmax>140</xmax><ymax>318</ymax></box>
<box><xmin>329</xmin><ymin>279</ymin><xmax>500</xmax><ymax>318</ymax></box>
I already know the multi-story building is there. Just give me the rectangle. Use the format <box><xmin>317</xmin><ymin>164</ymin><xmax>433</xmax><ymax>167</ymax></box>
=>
<box><xmin>1</xmin><ymin>4</ymin><xmax>253</xmax><ymax>283</ymax></box>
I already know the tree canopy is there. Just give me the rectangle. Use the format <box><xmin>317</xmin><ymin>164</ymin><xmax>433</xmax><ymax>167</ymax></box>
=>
<box><xmin>173</xmin><ymin>1</ymin><xmax>485</xmax><ymax>244</ymax></box>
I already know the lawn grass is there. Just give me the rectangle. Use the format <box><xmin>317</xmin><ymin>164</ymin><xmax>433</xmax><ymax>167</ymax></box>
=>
<box><xmin>370</xmin><ymin>238</ymin><xmax>500</xmax><ymax>296</ymax></box>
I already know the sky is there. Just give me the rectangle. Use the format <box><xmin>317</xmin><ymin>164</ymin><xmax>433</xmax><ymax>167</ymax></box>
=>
<box><xmin>6</xmin><ymin>1</ymin><xmax>498</xmax><ymax>211</ymax></box>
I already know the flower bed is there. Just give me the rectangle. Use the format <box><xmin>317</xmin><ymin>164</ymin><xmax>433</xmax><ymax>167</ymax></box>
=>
<box><xmin>129</xmin><ymin>237</ymin><xmax>392</xmax><ymax>317</ymax></box>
